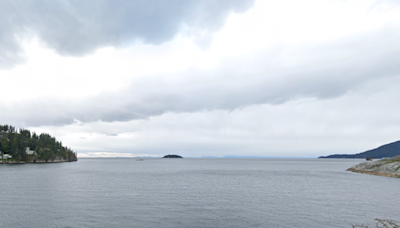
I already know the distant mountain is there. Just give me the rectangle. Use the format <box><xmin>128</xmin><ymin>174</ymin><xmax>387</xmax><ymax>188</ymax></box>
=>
<box><xmin>223</xmin><ymin>155</ymin><xmax>282</xmax><ymax>158</ymax></box>
<box><xmin>200</xmin><ymin>156</ymin><xmax>221</xmax><ymax>158</ymax></box>
<box><xmin>319</xmin><ymin>140</ymin><xmax>400</xmax><ymax>158</ymax></box>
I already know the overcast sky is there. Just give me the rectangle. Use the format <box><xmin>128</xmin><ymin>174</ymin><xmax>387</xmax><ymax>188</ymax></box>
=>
<box><xmin>1</xmin><ymin>0</ymin><xmax>400</xmax><ymax>158</ymax></box>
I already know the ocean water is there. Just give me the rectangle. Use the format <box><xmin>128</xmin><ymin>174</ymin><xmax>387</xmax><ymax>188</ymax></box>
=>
<box><xmin>0</xmin><ymin>158</ymin><xmax>398</xmax><ymax>228</ymax></box>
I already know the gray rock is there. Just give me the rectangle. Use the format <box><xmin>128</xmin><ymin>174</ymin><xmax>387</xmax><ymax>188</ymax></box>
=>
<box><xmin>347</xmin><ymin>156</ymin><xmax>400</xmax><ymax>178</ymax></box>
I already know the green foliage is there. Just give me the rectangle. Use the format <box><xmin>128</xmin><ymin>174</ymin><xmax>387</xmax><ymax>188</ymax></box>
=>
<box><xmin>0</xmin><ymin>124</ymin><xmax>77</xmax><ymax>162</ymax></box>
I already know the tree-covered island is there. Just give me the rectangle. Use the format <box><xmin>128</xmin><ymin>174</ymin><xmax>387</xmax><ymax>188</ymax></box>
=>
<box><xmin>0</xmin><ymin>124</ymin><xmax>77</xmax><ymax>163</ymax></box>
<box><xmin>162</xmin><ymin>154</ymin><xmax>183</xmax><ymax>158</ymax></box>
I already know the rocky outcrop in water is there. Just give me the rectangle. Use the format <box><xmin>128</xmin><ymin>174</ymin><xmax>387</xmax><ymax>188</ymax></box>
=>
<box><xmin>347</xmin><ymin>156</ymin><xmax>400</xmax><ymax>178</ymax></box>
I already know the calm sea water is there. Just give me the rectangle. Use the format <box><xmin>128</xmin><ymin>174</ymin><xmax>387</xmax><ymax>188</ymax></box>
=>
<box><xmin>0</xmin><ymin>158</ymin><xmax>398</xmax><ymax>228</ymax></box>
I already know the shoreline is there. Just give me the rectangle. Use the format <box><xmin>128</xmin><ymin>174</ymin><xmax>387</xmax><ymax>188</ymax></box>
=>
<box><xmin>1</xmin><ymin>159</ymin><xmax>78</xmax><ymax>164</ymax></box>
<box><xmin>347</xmin><ymin>156</ymin><xmax>400</xmax><ymax>178</ymax></box>
<box><xmin>347</xmin><ymin>168</ymin><xmax>400</xmax><ymax>178</ymax></box>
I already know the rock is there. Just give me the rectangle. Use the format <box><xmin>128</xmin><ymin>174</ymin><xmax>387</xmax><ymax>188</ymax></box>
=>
<box><xmin>347</xmin><ymin>156</ymin><xmax>400</xmax><ymax>178</ymax></box>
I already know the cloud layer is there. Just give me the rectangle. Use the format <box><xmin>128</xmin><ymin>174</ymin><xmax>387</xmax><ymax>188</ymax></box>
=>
<box><xmin>0</xmin><ymin>0</ymin><xmax>254</xmax><ymax>68</ymax></box>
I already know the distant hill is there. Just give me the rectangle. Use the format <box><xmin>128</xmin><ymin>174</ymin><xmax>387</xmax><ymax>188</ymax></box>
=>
<box><xmin>319</xmin><ymin>140</ymin><xmax>400</xmax><ymax>158</ymax></box>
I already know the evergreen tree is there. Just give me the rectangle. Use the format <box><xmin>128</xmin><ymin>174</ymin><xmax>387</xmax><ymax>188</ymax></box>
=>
<box><xmin>0</xmin><ymin>124</ymin><xmax>77</xmax><ymax>162</ymax></box>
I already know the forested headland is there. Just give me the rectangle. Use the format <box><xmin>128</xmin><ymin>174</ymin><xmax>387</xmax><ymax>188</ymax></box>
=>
<box><xmin>319</xmin><ymin>140</ymin><xmax>400</xmax><ymax>159</ymax></box>
<box><xmin>0</xmin><ymin>124</ymin><xmax>77</xmax><ymax>163</ymax></box>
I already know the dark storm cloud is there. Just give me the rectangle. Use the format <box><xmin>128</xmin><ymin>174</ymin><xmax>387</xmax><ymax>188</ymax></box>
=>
<box><xmin>0</xmin><ymin>0</ymin><xmax>255</xmax><ymax>68</ymax></box>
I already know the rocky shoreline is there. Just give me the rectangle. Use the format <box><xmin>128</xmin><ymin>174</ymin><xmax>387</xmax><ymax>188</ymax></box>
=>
<box><xmin>347</xmin><ymin>156</ymin><xmax>400</xmax><ymax>178</ymax></box>
<box><xmin>1</xmin><ymin>160</ymin><xmax>77</xmax><ymax>164</ymax></box>
<box><xmin>1</xmin><ymin>156</ymin><xmax>78</xmax><ymax>164</ymax></box>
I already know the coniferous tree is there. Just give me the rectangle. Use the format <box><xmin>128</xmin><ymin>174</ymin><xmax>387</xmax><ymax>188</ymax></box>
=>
<box><xmin>0</xmin><ymin>124</ymin><xmax>77</xmax><ymax>162</ymax></box>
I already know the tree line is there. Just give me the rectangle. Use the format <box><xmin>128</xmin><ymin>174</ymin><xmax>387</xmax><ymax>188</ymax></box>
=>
<box><xmin>0</xmin><ymin>124</ymin><xmax>77</xmax><ymax>162</ymax></box>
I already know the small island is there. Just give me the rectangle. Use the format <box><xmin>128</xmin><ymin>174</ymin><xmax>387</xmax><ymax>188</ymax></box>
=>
<box><xmin>162</xmin><ymin>154</ymin><xmax>183</xmax><ymax>158</ymax></box>
<box><xmin>1</xmin><ymin>124</ymin><xmax>77</xmax><ymax>164</ymax></box>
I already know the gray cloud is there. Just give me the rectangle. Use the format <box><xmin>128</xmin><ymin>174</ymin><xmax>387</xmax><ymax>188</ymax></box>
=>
<box><xmin>4</xmin><ymin>42</ymin><xmax>400</xmax><ymax>128</ymax></box>
<box><xmin>69</xmin><ymin>26</ymin><xmax>400</xmax><ymax>125</ymax></box>
<box><xmin>2</xmin><ymin>0</ymin><xmax>400</xmax><ymax>129</ymax></box>
<box><xmin>0</xmin><ymin>0</ymin><xmax>254</xmax><ymax>68</ymax></box>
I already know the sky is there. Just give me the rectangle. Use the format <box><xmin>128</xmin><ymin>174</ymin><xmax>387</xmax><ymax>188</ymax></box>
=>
<box><xmin>1</xmin><ymin>0</ymin><xmax>400</xmax><ymax>158</ymax></box>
